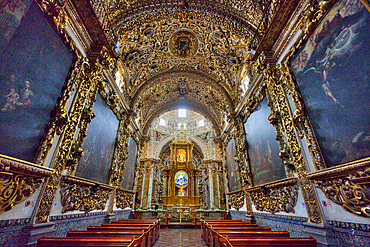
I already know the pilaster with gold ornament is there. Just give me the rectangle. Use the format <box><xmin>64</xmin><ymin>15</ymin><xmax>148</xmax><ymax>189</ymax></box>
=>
<box><xmin>60</xmin><ymin>175</ymin><xmax>114</xmax><ymax>213</ymax></box>
<box><xmin>0</xmin><ymin>155</ymin><xmax>54</xmax><ymax>212</ymax></box>
<box><xmin>246</xmin><ymin>177</ymin><xmax>298</xmax><ymax>214</ymax></box>
<box><xmin>34</xmin><ymin>58</ymin><xmax>96</xmax><ymax>224</ymax></box>
<box><xmin>263</xmin><ymin>62</ymin><xmax>322</xmax><ymax>224</ymax></box>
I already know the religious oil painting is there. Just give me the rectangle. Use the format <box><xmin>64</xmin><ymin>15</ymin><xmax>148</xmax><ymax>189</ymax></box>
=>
<box><xmin>75</xmin><ymin>93</ymin><xmax>119</xmax><ymax>184</ymax></box>
<box><xmin>244</xmin><ymin>97</ymin><xmax>286</xmax><ymax>186</ymax></box>
<box><xmin>291</xmin><ymin>0</ymin><xmax>370</xmax><ymax>167</ymax></box>
<box><xmin>226</xmin><ymin>138</ymin><xmax>241</xmax><ymax>192</ymax></box>
<box><xmin>0</xmin><ymin>2</ymin><xmax>74</xmax><ymax>162</ymax></box>
<box><xmin>121</xmin><ymin>136</ymin><xmax>138</xmax><ymax>191</ymax></box>
<box><xmin>175</xmin><ymin>170</ymin><xmax>188</xmax><ymax>196</ymax></box>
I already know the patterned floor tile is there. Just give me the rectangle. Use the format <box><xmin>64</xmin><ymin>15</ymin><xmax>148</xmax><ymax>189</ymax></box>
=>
<box><xmin>153</xmin><ymin>228</ymin><xmax>207</xmax><ymax>247</ymax></box>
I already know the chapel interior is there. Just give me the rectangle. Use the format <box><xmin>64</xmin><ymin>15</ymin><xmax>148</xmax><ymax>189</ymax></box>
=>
<box><xmin>0</xmin><ymin>0</ymin><xmax>370</xmax><ymax>246</ymax></box>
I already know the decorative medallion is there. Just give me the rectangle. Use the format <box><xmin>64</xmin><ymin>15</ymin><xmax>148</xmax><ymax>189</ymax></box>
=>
<box><xmin>169</xmin><ymin>30</ymin><xmax>198</xmax><ymax>58</ymax></box>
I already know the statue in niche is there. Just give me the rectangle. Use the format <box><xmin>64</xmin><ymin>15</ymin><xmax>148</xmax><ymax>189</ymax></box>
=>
<box><xmin>177</xmin><ymin>149</ymin><xmax>186</xmax><ymax>162</ymax></box>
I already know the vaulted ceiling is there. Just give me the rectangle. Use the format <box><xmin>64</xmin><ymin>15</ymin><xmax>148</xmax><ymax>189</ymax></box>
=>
<box><xmin>86</xmin><ymin>0</ymin><xmax>290</xmax><ymax>134</ymax></box>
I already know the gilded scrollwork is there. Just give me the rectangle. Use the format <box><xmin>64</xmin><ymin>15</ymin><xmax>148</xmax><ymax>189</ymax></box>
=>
<box><xmin>308</xmin><ymin>159</ymin><xmax>370</xmax><ymax>217</ymax></box>
<box><xmin>246</xmin><ymin>178</ymin><xmax>298</xmax><ymax>214</ymax></box>
<box><xmin>0</xmin><ymin>155</ymin><xmax>54</xmax><ymax>212</ymax></box>
<box><xmin>264</xmin><ymin>63</ymin><xmax>322</xmax><ymax>223</ymax></box>
<box><xmin>60</xmin><ymin>175</ymin><xmax>113</xmax><ymax>213</ymax></box>
<box><xmin>116</xmin><ymin>189</ymin><xmax>135</xmax><ymax>209</ymax></box>
<box><xmin>227</xmin><ymin>190</ymin><xmax>245</xmax><ymax>211</ymax></box>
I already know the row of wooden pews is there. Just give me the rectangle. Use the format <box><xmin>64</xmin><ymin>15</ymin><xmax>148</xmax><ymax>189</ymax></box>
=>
<box><xmin>37</xmin><ymin>218</ymin><xmax>161</xmax><ymax>247</ymax></box>
<box><xmin>201</xmin><ymin>219</ymin><xmax>317</xmax><ymax>247</ymax></box>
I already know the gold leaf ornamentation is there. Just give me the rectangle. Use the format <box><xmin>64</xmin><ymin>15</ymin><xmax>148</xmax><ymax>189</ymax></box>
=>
<box><xmin>0</xmin><ymin>155</ymin><xmax>54</xmax><ymax>212</ymax></box>
<box><xmin>60</xmin><ymin>175</ymin><xmax>114</xmax><ymax>213</ymax></box>
<box><xmin>227</xmin><ymin>190</ymin><xmax>244</xmax><ymax>211</ymax></box>
<box><xmin>116</xmin><ymin>188</ymin><xmax>135</xmax><ymax>209</ymax></box>
<box><xmin>246</xmin><ymin>178</ymin><xmax>298</xmax><ymax>214</ymax></box>
<box><xmin>308</xmin><ymin>159</ymin><xmax>370</xmax><ymax>217</ymax></box>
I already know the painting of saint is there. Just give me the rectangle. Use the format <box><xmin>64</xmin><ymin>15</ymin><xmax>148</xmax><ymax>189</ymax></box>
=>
<box><xmin>0</xmin><ymin>2</ymin><xmax>74</xmax><ymax>162</ymax></box>
<box><xmin>226</xmin><ymin>138</ymin><xmax>241</xmax><ymax>192</ymax></box>
<box><xmin>175</xmin><ymin>170</ymin><xmax>188</xmax><ymax>196</ymax></box>
<box><xmin>75</xmin><ymin>93</ymin><xmax>119</xmax><ymax>184</ymax></box>
<box><xmin>291</xmin><ymin>0</ymin><xmax>370</xmax><ymax>167</ymax></box>
<box><xmin>244</xmin><ymin>97</ymin><xmax>286</xmax><ymax>186</ymax></box>
<box><xmin>121</xmin><ymin>136</ymin><xmax>138</xmax><ymax>191</ymax></box>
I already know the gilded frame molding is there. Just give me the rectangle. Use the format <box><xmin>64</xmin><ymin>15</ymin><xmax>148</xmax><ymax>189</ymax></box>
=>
<box><xmin>278</xmin><ymin>0</ymin><xmax>370</xmax><ymax>219</ymax></box>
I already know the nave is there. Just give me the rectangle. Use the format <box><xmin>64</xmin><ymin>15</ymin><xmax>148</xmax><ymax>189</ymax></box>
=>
<box><xmin>36</xmin><ymin>218</ymin><xmax>318</xmax><ymax>246</ymax></box>
<box><xmin>152</xmin><ymin>229</ymin><xmax>207</xmax><ymax>247</ymax></box>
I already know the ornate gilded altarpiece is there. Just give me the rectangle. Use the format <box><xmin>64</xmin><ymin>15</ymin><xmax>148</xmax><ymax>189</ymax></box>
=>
<box><xmin>281</xmin><ymin>0</ymin><xmax>370</xmax><ymax>218</ymax></box>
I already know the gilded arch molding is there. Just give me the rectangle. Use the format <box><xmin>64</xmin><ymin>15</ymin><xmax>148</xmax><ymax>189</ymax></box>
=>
<box><xmin>141</xmin><ymin>101</ymin><xmax>222</xmax><ymax>137</ymax></box>
<box><xmin>130</xmin><ymin>69</ymin><xmax>234</xmax><ymax>109</ymax></box>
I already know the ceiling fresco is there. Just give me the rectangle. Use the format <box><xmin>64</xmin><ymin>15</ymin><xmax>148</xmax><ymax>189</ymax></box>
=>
<box><xmin>88</xmin><ymin>0</ymin><xmax>284</xmax><ymax>133</ymax></box>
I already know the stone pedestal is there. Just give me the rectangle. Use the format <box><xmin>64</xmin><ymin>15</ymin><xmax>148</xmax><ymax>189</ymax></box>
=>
<box><xmin>245</xmin><ymin>214</ymin><xmax>256</xmax><ymax>224</ymax></box>
<box><xmin>104</xmin><ymin>213</ymin><xmax>117</xmax><ymax>223</ymax></box>
<box><xmin>25</xmin><ymin>222</ymin><xmax>55</xmax><ymax>247</ymax></box>
<box><xmin>303</xmin><ymin>222</ymin><xmax>338</xmax><ymax>247</ymax></box>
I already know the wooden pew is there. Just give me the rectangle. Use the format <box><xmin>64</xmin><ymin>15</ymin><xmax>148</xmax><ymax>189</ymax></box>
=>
<box><xmin>37</xmin><ymin>236</ymin><xmax>140</xmax><ymax>247</ymax></box>
<box><xmin>87</xmin><ymin>221</ymin><xmax>160</xmax><ymax>246</ymax></box>
<box><xmin>223</xmin><ymin>236</ymin><xmax>317</xmax><ymax>247</ymax></box>
<box><xmin>202</xmin><ymin>223</ymin><xmax>271</xmax><ymax>246</ymax></box>
<box><xmin>200</xmin><ymin>219</ymin><xmax>259</xmax><ymax>240</ymax></box>
<box><xmin>213</xmin><ymin>230</ymin><xmax>290</xmax><ymax>247</ymax></box>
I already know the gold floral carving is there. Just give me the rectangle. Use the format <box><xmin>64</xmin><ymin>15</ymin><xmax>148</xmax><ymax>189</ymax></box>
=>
<box><xmin>227</xmin><ymin>190</ymin><xmax>244</xmax><ymax>211</ymax></box>
<box><xmin>60</xmin><ymin>175</ymin><xmax>114</xmax><ymax>213</ymax></box>
<box><xmin>116</xmin><ymin>188</ymin><xmax>135</xmax><ymax>209</ymax></box>
<box><xmin>264</xmin><ymin>63</ymin><xmax>322</xmax><ymax>224</ymax></box>
<box><xmin>232</xmin><ymin>117</ymin><xmax>253</xmax><ymax>190</ymax></box>
<box><xmin>246</xmin><ymin>178</ymin><xmax>298</xmax><ymax>214</ymax></box>
<box><xmin>308</xmin><ymin>158</ymin><xmax>370</xmax><ymax>217</ymax></box>
<box><xmin>0</xmin><ymin>155</ymin><xmax>54</xmax><ymax>212</ymax></box>
<box><xmin>109</xmin><ymin>122</ymin><xmax>131</xmax><ymax>186</ymax></box>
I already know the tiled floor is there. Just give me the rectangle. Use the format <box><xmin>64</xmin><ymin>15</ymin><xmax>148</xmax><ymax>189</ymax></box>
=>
<box><xmin>153</xmin><ymin>228</ymin><xmax>208</xmax><ymax>247</ymax></box>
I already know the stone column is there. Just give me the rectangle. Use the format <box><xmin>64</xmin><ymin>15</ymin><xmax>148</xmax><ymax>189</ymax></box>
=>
<box><xmin>208</xmin><ymin>163</ymin><xmax>214</xmax><ymax>209</ymax></box>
